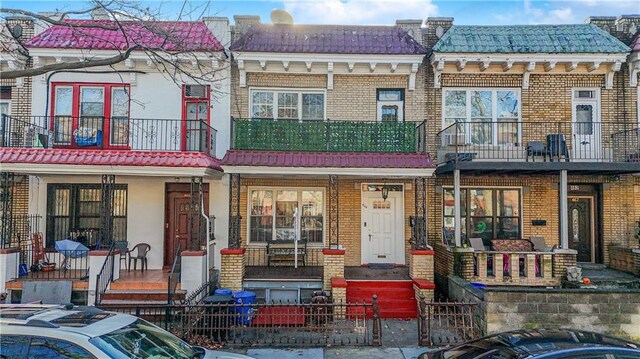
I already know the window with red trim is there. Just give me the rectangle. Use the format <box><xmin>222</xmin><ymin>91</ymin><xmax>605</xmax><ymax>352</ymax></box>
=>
<box><xmin>51</xmin><ymin>83</ymin><xmax>130</xmax><ymax>149</ymax></box>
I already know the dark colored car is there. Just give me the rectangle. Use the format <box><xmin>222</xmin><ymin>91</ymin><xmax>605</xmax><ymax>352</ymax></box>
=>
<box><xmin>420</xmin><ymin>329</ymin><xmax>640</xmax><ymax>359</ymax></box>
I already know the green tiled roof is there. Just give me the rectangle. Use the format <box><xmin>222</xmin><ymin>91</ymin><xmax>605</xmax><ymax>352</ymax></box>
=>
<box><xmin>433</xmin><ymin>24</ymin><xmax>629</xmax><ymax>54</ymax></box>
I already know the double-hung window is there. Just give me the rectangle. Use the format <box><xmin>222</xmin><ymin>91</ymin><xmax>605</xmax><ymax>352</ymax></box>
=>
<box><xmin>443</xmin><ymin>188</ymin><xmax>521</xmax><ymax>242</ymax></box>
<box><xmin>250</xmin><ymin>89</ymin><xmax>325</xmax><ymax>120</ymax></box>
<box><xmin>249</xmin><ymin>188</ymin><xmax>324</xmax><ymax>244</ymax></box>
<box><xmin>443</xmin><ymin>89</ymin><xmax>520</xmax><ymax>146</ymax></box>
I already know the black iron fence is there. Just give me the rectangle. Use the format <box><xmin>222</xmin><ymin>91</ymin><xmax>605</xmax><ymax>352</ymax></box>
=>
<box><xmin>19</xmin><ymin>248</ymin><xmax>90</xmax><ymax>280</ymax></box>
<box><xmin>168</xmin><ymin>242</ymin><xmax>182</xmax><ymax>304</ymax></box>
<box><xmin>417</xmin><ymin>296</ymin><xmax>480</xmax><ymax>347</ymax></box>
<box><xmin>232</xmin><ymin>118</ymin><xmax>427</xmax><ymax>154</ymax></box>
<box><xmin>436</xmin><ymin>121</ymin><xmax>640</xmax><ymax>164</ymax></box>
<box><xmin>0</xmin><ymin>115</ymin><xmax>217</xmax><ymax>156</ymax></box>
<box><xmin>245</xmin><ymin>246</ymin><xmax>324</xmax><ymax>267</ymax></box>
<box><xmin>100</xmin><ymin>296</ymin><xmax>382</xmax><ymax>347</ymax></box>
<box><xmin>95</xmin><ymin>244</ymin><xmax>116</xmax><ymax>305</ymax></box>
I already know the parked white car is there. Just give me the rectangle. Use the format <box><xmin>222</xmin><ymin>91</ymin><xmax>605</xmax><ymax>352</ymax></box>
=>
<box><xmin>0</xmin><ymin>304</ymin><xmax>254</xmax><ymax>359</ymax></box>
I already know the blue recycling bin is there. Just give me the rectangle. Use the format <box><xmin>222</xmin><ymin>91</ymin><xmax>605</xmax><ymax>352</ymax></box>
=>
<box><xmin>233</xmin><ymin>291</ymin><xmax>256</xmax><ymax>325</ymax></box>
<box><xmin>470</xmin><ymin>282</ymin><xmax>487</xmax><ymax>290</ymax></box>
<box><xmin>215</xmin><ymin>288</ymin><xmax>233</xmax><ymax>296</ymax></box>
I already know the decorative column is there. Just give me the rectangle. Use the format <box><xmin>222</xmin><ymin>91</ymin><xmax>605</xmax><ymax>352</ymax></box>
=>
<box><xmin>189</xmin><ymin>177</ymin><xmax>206</xmax><ymax>251</ymax></box>
<box><xmin>412</xmin><ymin>177</ymin><xmax>428</xmax><ymax>249</ymax></box>
<box><xmin>328</xmin><ymin>175</ymin><xmax>339</xmax><ymax>248</ymax></box>
<box><xmin>100</xmin><ymin>175</ymin><xmax>115</xmax><ymax>248</ymax></box>
<box><xmin>559</xmin><ymin>170</ymin><xmax>569</xmax><ymax>249</ymax></box>
<box><xmin>219</xmin><ymin>248</ymin><xmax>245</xmax><ymax>291</ymax></box>
<box><xmin>454</xmin><ymin>169</ymin><xmax>462</xmax><ymax>247</ymax></box>
<box><xmin>228</xmin><ymin>174</ymin><xmax>241</xmax><ymax>249</ymax></box>
<box><xmin>0</xmin><ymin>173</ymin><xmax>15</xmax><ymax>249</ymax></box>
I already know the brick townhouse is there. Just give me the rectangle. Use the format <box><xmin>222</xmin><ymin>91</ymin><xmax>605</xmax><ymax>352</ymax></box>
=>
<box><xmin>219</xmin><ymin>16</ymin><xmax>435</xmax><ymax>318</ymax></box>
<box><xmin>425</xmin><ymin>16</ymin><xmax>640</xmax><ymax>288</ymax></box>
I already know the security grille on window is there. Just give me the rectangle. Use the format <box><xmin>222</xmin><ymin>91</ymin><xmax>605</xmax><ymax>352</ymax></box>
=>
<box><xmin>46</xmin><ymin>184</ymin><xmax>128</xmax><ymax>248</ymax></box>
<box><xmin>443</xmin><ymin>188</ymin><xmax>521</xmax><ymax>242</ymax></box>
<box><xmin>443</xmin><ymin>89</ymin><xmax>520</xmax><ymax>146</ymax></box>
<box><xmin>249</xmin><ymin>188</ymin><xmax>324</xmax><ymax>243</ymax></box>
<box><xmin>250</xmin><ymin>90</ymin><xmax>325</xmax><ymax>120</ymax></box>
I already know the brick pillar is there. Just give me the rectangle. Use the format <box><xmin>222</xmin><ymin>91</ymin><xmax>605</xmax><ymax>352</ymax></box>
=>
<box><xmin>219</xmin><ymin>248</ymin><xmax>245</xmax><ymax>291</ymax></box>
<box><xmin>552</xmin><ymin>249</ymin><xmax>577</xmax><ymax>279</ymax></box>
<box><xmin>453</xmin><ymin>247</ymin><xmax>475</xmax><ymax>280</ymax></box>
<box><xmin>323</xmin><ymin>248</ymin><xmax>345</xmax><ymax>291</ymax></box>
<box><xmin>409</xmin><ymin>249</ymin><xmax>435</xmax><ymax>300</ymax></box>
<box><xmin>633</xmin><ymin>249</ymin><xmax>640</xmax><ymax>277</ymax></box>
<box><xmin>331</xmin><ymin>278</ymin><xmax>347</xmax><ymax>319</ymax></box>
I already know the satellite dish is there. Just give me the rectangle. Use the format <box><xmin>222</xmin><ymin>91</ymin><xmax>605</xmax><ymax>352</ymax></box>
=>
<box><xmin>270</xmin><ymin>9</ymin><xmax>293</xmax><ymax>25</ymax></box>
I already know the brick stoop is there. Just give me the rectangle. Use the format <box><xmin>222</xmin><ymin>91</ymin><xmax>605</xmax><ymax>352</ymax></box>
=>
<box><xmin>346</xmin><ymin>280</ymin><xmax>417</xmax><ymax>319</ymax></box>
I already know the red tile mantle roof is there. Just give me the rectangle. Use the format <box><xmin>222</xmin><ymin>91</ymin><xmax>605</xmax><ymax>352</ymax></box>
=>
<box><xmin>26</xmin><ymin>20</ymin><xmax>223</xmax><ymax>52</ymax></box>
<box><xmin>0</xmin><ymin>148</ymin><xmax>222</xmax><ymax>171</ymax></box>
<box><xmin>222</xmin><ymin>150</ymin><xmax>435</xmax><ymax>169</ymax></box>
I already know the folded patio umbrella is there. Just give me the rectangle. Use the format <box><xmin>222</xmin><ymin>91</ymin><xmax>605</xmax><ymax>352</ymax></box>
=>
<box><xmin>55</xmin><ymin>239</ymin><xmax>90</xmax><ymax>258</ymax></box>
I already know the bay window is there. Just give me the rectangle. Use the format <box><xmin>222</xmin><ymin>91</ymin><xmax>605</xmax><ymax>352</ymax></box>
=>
<box><xmin>250</xmin><ymin>89</ymin><xmax>325</xmax><ymax>120</ymax></box>
<box><xmin>443</xmin><ymin>89</ymin><xmax>520</xmax><ymax>146</ymax></box>
<box><xmin>443</xmin><ymin>188</ymin><xmax>521</xmax><ymax>243</ymax></box>
<box><xmin>249</xmin><ymin>188</ymin><xmax>324</xmax><ymax>244</ymax></box>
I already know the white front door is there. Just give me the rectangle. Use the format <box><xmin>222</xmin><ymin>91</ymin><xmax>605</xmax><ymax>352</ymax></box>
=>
<box><xmin>361</xmin><ymin>193</ymin><xmax>404</xmax><ymax>264</ymax></box>
<box><xmin>572</xmin><ymin>89</ymin><xmax>600</xmax><ymax>161</ymax></box>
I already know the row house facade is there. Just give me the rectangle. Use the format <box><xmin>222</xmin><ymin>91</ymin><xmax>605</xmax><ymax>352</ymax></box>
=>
<box><xmin>1</xmin><ymin>11</ymin><xmax>640</xmax><ymax>334</ymax></box>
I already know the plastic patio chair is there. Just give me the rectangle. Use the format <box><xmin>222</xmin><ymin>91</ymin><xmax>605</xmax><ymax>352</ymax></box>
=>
<box><xmin>127</xmin><ymin>243</ymin><xmax>151</xmax><ymax>272</ymax></box>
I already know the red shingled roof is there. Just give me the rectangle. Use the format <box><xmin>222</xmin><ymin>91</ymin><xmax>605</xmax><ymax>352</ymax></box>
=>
<box><xmin>222</xmin><ymin>150</ymin><xmax>434</xmax><ymax>168</ymax></box>
<box><xmin>0</xmin><ymin>148</ymin><xmax>222</xmax><ymax>171</ymax></box>
<box><xmin>26</xmin><ymin>20</ymin><xmax>223</xmax><ymax>52</ymax></box>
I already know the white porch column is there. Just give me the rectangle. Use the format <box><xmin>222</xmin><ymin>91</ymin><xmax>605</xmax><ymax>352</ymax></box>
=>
<box><xmin>181</xmin><ymin>250</ymin><xmax>207</xmax><ymax>295</ymax></box>
<box><xmin>0</xmin><ymin>248</ymin><xmax>20</xmax><ymax>294</ymax></box>
<box><xmin>454</xmin><ymin>169</ymin><xmax>462</xmax><ymax>247</ymax></box>
<box><xmin>559</xmin><ymin>170</ymin><xmax>569</xmax><ymax>249</ymax></box>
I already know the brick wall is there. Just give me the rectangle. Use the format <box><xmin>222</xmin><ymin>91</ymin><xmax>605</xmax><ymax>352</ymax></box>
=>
<box><xmin>2</xmin><ymin>18</ymin><xmax>34</xmax><ymax>119</ymax></box>
<box><xmin>239</xmin><ymin>177</ymin><xmax>416</xmax><ymax>266</ymax></box>
<box><xmin>323</xmin><ymin>251</ymin><xmax>345</xmax><ymax>290</ymax></box>
<box><xmin>219</xmin><ymin>250</ymin><xmax>245</xmax><ymax>291</ymax></box>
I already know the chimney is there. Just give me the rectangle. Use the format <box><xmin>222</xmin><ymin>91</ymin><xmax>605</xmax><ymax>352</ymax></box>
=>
<box><xmin>233</xmin><ymin>15</ymin><xmax>260</xmax><ymax>41</ymax></box>
<box><xmin>396</xmin><ymin>19</ymin><xmax>425</xmax><ymax>47</ymax></box>
<box><xmin>424</xmin><ymin>17</ymin><xmax>454</xmax><ymax>49</ymax></box>
<box><xmin>204</xmin><ymin>17</ymin><xmax>231</xmax><ymax>49</ymax></box>
<box><xmin>614</xmin><ymin>15</ymin><xmax>640</xmax><ymax>44</ymax></box>
<box><xmin>91</xmin><ymin>8</ymin><xmax>111</xmax><ymax>21</ymax></box>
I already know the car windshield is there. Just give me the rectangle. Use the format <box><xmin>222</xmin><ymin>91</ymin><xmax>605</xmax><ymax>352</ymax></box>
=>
<box><xmin>88</xmin><ymin>318</ymin><xmax>199</xmax><ymax>359</ymax></box>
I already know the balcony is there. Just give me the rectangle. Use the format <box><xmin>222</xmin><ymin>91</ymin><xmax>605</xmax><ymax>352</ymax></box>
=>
<box><xmin>435</xmin><ymin>121</ymin><xmax>640</xmax><ymax>174</ymax></box>
<box><xmin>0</xmin><ymin>115</ymin><xmax>217</xmax><ymax>156</ymax></box>
<box><xmin>231</xmin><ymin>118</ymin><xmax>427</xmax><ymax>153</ymax></box>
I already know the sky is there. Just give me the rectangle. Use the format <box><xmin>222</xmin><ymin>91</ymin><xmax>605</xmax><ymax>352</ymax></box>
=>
<box><xmin>3</xmin><ymin>0</ymin><xmax>639</xmax><ymax>26</ymax></box>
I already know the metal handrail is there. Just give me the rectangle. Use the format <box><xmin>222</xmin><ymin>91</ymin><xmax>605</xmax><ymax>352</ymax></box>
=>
<box><xmin>94</xmin><ymin>243</ymin><xmax>116</xmax><ymax>306</ymax></box>
<box><xmin>167</xmin><ymin>242</ymin><xmax>182</xmax><ymax>304</ymax></box>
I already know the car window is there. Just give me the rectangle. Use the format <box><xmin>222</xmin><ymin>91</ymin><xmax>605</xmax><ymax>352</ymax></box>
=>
<box><xmin>0</xmin><ymin>335</ymin><xmax>30</xmax><ymax>359</ymax></box>
<box><xmin>28</xmin><ymin>337</ymin><xmax>94</xmax><ymax>359</ymax></box>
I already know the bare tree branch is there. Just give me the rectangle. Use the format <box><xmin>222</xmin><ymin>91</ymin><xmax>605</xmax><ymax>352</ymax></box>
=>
<box><xmin>0</xmin><ymin>7</ymin><xmax>119</xmax><ymax>30</ymax></box>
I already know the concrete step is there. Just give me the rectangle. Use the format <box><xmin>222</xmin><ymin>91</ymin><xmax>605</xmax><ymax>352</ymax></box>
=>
<box><xmin>102</xmin><ymin>290</ymin><xmax>186</xmax><ymax>301</ymax></box>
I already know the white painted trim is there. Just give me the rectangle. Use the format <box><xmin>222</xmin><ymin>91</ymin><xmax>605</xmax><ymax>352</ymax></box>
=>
<box><xmin>360</xmin><ymin>185</ymin><xmax>405</xmax><ymax>265</ymax></box>
<box><xmin>235</xmin><ymin>52</ymin><xmax>424</xmax><ymax>64</ymax></box>
<box><xmin>0</xmin><ymin>99</ymin><xmax>11</xmax><ymax>117</ymax></box>
<box><xmin>222</xmin><ymin>165</ymin><xmax>434</xmax><ymax>178</ymax></box>
<box><xmin>28</xmin><ymin>49</ymin><xmax>225</xmax><ymax>63</ymax></box>
<box><xmin>248</xmin><ymin>87</ymin><xmax>327</xmax><ymax>120</ymax></box>
<box><xmin>441</xmin><ymin>88</ymin><xmax>522</xmax><ymax>145</ymax></box>
<box><xmin>629</xmin><ymin>52</ymin><xmax>640</xmax><ymax>87</ymax></box>
<box><xmin>246</xmin><ymin>186</ymin><xmax>326</xmax><ymax>245</ymax></box>
<box><xmin>1</xmin><ymin>163</ymin><xmax>223</xmax><ymax>178</ymax></box>
<box><xmin>571</xmin><ymin>87</ymin><xmax>601</xmax><ymax>159</ymax></box>
<box><xmin>431</xmin><ymin>52</ymin><xmax>627</xmax><ymax>66</ymax></box>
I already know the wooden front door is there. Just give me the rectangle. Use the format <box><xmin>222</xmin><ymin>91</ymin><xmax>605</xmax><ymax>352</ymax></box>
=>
<box><xmin>164</xmin><ymin>184</ymin><xmax>209</xmax><ymax>268</ymax></box>
<box><xmin>568</xmin><ymin>197</ymin><xmax>594</xmax><ymax>262</ymax></box>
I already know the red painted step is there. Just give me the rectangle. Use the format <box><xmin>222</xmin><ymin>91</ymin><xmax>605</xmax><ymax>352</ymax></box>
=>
<box><xmin>346</xmin><ymin>280</ymin><xmax>417</xmax><ymax>319</ymax></box>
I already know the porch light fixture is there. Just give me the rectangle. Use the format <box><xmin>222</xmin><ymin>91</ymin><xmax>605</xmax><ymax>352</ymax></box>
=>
<box><xmin>381</xmin><ymin>185</ymin><xmax>390</xmax><ymax>201</ymax></box>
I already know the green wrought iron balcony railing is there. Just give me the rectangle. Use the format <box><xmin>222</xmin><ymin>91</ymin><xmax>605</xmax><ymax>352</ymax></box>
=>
<box><xmin>231</xmin><ymin>118</ymin><xmax>427</xmax><ymax>153</ymax></box>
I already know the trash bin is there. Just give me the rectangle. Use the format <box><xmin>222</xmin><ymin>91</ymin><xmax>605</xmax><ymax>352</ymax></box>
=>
<box><xmin>214</xmin><ymin>288</ymin><xmax>233</xmax><ymax>296</ymax></box>
<box><xmin>202</xmin><ymin>294</ymin><xmax>234</xmax><ymax>342</ymax></box>
<box><xmin>233</xmin><ymin>291</ymin><xmax>256</xmax><ymax>325</ymax></box>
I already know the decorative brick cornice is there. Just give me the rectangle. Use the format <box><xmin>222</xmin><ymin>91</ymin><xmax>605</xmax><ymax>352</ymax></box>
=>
<box><xmin>0</xmin><ymin>248</ymin><xmax>20</xmax><ymax>254</ymax></box>
<box><xmin>413</xmin><ymin>278</ymin><xmax>436</xmax><ymax>289</ymax></box>
<box><xmin>323</xmin><ymin>248</ymin><xmax>345</xmax><ymax>255</ymax></box>
<box><xmin>181</xmin><ymin>250</ymin><xmax>206</xmax><ymax>257</ymax></box>
<box><xmin>331</xmin><ymin>277</ymin><xmax>348</xmax><ymax>288</ymax></box>
<box><xmin>221</xmin><ymin>248</ymin><xmax>246</xmax><ymax>255</ymax></box>
<box><xmin>411</xmin><ymin>249</ymin><xmax>435</xmax><ymax>256</ymax></box>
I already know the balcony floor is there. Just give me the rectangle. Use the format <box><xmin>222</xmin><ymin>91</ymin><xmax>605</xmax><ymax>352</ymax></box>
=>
<box><xmin>436</xmin><ymin>160</ymin><xmax>640</xmax><ymax>176</ymax></box>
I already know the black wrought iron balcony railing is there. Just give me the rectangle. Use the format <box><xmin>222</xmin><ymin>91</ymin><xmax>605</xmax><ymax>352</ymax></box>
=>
<box><xmin>435</xmin><ymin>120</ymin><xmax>640</xmax><ymax>164</ymax></box>
<box><xmin>231</xmin><ymin>118</ymin><xmax>427</xmax><ymax>154</ymax></box>
<box><xmin>0</xmin><ymin>115</ymin><xmax>217</xmax><ymax>156</ymax></box>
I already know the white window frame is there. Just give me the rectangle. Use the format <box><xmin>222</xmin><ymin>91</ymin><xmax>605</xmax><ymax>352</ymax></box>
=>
<box><xmin>441</xmin><ymin>88</ymin><xmax>522</xmax><ymax>146</ymax></box>
<box><xmin>0</xmin><ymin>99</ymin><xmax>10</xmax><ymax>117</ymax></box>
<box><xmin>249</xmin><ymin>87</ymin><xmax>327</xmax><ymax>121</ymax></box>
<box><xmin>376</xmin><ymin>89</ymin><xmax>405</xmax><ymax>122</ymax></box>
<box><xmin>442</xmin><ymin>186</ymin><xmax>524</xmax><ymax>241</ymax></box>
<box><xmin>247</xmin><ymin>186</ymin><xmax>326</xmax><ymax>246</ymax></box>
